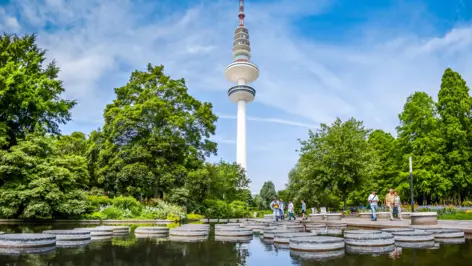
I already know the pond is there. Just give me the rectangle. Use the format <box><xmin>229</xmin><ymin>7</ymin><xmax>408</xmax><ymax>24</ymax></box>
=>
<box><xmin>1</xmin><ymin>223</ymin><xmax>472</xmax><ymax>265</ymax></box>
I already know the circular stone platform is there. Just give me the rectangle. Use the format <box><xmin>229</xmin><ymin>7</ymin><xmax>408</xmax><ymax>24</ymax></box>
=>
<box><xmin>380</xmin><ymin>228</ymin><xmax>414</xmax><ymax>233</ymax></box>
<box><xmin>42</xmin><ymin>230</ymin><xmax>91</xmax><ymax>247</ymax></box>
<box><xmin>344</xmin><ymin>232</ymin><xmax>395</xmax><ymax>254</ymax></box>
<box><xmin>390</xmin><ymin>230</ymin><xmax>434</xmax><ymax>242</ymax></box>
<box><xmin>169</xmin><ymin>228</ymin><xmax>209</xmax><ymax>237</ymax></box>
<box><xmin>289</xmin><ymin>236</ymin><xmax>345</xmax><ymax>252</ymax></box>
<box><xmin>74</xmin><ymin>227</ymin><xmax>114</xmax><ymax>237</ymax></box>
<box><xmin>97</xmin><ymin>226</ymin><xmax>129</xmax><ymax>235</ymax></box>
<box><xmin>215</xmin><ymin>228</ymin><xmax>253</xmax><ymax>237</ymax></box>
<box><xmin>422</xmin><ymin>228</ymin><xmax>465</xmax><ymax>239</ymax></box>
<box><xmin>135</xmin><ymin>226</ymin><xmax>169</xmax><ymax>238</ymax></box>
<box><xmin>0</xmin><ymin>234</ymin><xmax>56</xmax><ymax>255</ymax></box>
<box><xmin>344</xmin><ymin>230</ymin><xmax>382</xmax><ymax>236</ymax></box>
<box><xmin>274</xmin><ymin>232</ymin><xmax>314</xmax><ymax>244</ymax></box>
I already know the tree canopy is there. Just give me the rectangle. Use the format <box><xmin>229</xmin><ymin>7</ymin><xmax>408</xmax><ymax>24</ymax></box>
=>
<box><xmin>0</xmin><ymin>34</ymin><xmax>75</xmax><ymax>149</ymax></box>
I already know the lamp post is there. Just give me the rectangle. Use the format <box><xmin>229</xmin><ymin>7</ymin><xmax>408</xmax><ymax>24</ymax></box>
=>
<box><xmin>409</xmin><ymin>156</ymin><xmax>414</xmax><ymax>212</ymax></box>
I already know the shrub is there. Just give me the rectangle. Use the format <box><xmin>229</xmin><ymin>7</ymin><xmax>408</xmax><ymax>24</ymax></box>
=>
<box><xmin>187</xmin><ymin>213</ymin><xmax>205</xmax><ymax>220</ymax></box>
<box><xmin>229</xmin><ymin>200</ymin><xmax>250</xmax><ymax>218</ymax></box>
<box><xmin>84</xmin><ymin>211</ymin><xmax>105</xmax><ymax>220</ymax></box>
<box><xmin>462</xmin><ymin>201</ymin><xmax>472</xmax><ymax>207</ymax></box>
<box><xmin>112</xmin><ymin>196</ymin><xmax>142</xmax><ymax>211</ymax></box>
<box><xmin>101</xmin><ymin>207</ymin><xmax>124</xmax><ymax>219</ymax></box>
<box><xmin>87</xmin><ymin>195</ymin><xmax>112</xmax><ymax>211</ymax></box>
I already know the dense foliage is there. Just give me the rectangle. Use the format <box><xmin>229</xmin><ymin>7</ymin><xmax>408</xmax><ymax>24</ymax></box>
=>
<box><xmin>284</xmin><ymin>68</ymin><xmax>472</xmax><ymax>210</ymax></box>
<box><xmin>0</xmin><ymin>33</ymin><xmax>251</xmax><ymax>219</ymax></box>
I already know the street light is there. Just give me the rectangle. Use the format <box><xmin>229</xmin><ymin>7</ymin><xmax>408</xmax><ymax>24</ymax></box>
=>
<box><xmin>409</xmin><ymin>156</ymin><xmax>414</xmax><ymax>212</ymax></box>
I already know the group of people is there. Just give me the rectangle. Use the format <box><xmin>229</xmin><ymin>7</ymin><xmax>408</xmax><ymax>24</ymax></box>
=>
<box><xmin>270</xmin><ymin>198</ymin><xmax>307</xmax><ymax>222</ymax></box>
<box><xmin>368</xmin><ymin>188</ymin><xmax>403</xmax><ymax>221</ymax></box>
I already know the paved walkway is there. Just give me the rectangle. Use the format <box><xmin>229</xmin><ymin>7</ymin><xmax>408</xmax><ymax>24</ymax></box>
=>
<box><xmin>325</xmin><ymin>218</ymin><xmax>472</xmax><ymax>234</ymax></box>
<box><xmin>249</xmin><ymin>218</ymin><xmax>472</xmax><ymax>234</ymax></box>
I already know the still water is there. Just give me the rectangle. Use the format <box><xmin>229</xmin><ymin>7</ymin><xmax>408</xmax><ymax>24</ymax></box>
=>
<box><xmin>0</xmin><ymin>224</ymin><xmax>471</xmax><ymax>265</ymax></box>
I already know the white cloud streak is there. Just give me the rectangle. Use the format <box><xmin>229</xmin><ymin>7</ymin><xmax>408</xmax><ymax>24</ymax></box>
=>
<box><xmin>217</xmin><ymin>114</ymin><xmax>317</xmax><ymax>129</ymax></box>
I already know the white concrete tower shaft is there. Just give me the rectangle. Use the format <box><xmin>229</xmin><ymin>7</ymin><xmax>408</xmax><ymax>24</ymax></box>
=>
<box><xmin>225</xmin><ymin>0</ymin><xmax>259</xmax><ymax>170</ymax></box>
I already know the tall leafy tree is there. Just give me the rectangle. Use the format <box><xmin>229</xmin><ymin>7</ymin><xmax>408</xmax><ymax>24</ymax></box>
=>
<box><xmin>298</xmin><ymin>118</ymin><xmax>375</xmax><ymax>210</ymax></box>
<box><xmin>259</xmin><ymin>181</ymin><xmax>277</xmax><ymax>209</ymax></box>
<box><xmin>367</xmin><ymin>130</ymin><xmax>397</xmax><ymax>196</ymax></box>
<box><xmin>437</xmin><ymin>68</ymin><xmax>472</xmax><ymax>203</ymax></box>
<box><xmin>0</xmin><ymin>34</ymin><xmax>75</xmax><ymax>148</ymax></box>
<box><xmin>92</xmin><ymin>64</ymin><xmax>217</xmax><ymax>198</ymax></box>
<box><xmin>396</xmin><ymin>91</ymin><xmax>449</xmax><ymax>204</ymax></box>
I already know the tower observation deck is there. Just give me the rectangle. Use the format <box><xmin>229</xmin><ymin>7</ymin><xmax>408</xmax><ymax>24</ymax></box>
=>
<box><xmin>224</xmin><ymin>0</ymin><xmax>259</xmax><ymax>170</ymax></box>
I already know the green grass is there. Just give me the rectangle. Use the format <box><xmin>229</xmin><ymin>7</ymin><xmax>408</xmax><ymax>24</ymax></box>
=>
<box><xmin>438</xmin><ymin>213</ymin><xmax>472</xmax><ymax>220</ymax></box>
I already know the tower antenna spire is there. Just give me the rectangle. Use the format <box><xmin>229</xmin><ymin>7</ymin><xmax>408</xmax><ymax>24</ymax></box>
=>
<box><xmin>239</xmin><ymin>0</ymin><xmax>245</xmax><ymax>26</ymax></box>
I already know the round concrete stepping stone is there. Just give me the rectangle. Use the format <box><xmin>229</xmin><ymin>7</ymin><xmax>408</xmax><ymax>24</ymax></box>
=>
<box><xmin>215</xmin><ymin>228</ymin><xmax>253</xmax><ymax>237</ymax></box>
<box><xmin>260</xmin><ymin>227</ymin><xmax>279</xmax><ymax>236</ymax></box>
<box><xmin>264</xmin><ymin>229</ymin><xmax>300</xmax><ymax>239</ymax></box>
<box><xmin>422</xmin><ymin>228</ymin><xmax>465</xmax><ymax>239</ymax></box>
<box><xmin>169</xmin><ymin>228</ymin><xmax>209</xmax><ymax>237</ymax></box>
<box><xmin>290</xmin><ymin>249</ymin><xmax>345</xmax><ymax>261</ymax></box>
<box><xmin>74</xmin><ymin>227</ymin><xmax>114</xmax><ymax>237</ymax></box>
<box><xmin>97</xmin><ymin>226</ymin><xmax>129</xmax><ymax>235</ymax></box>
<box><xmin>327</xmin><ymin>223</ymin><xmax>347</xmax><ymax>228</ymax></box>
<box><xmin>0</xmin><ymin>234</ymin><xmax>56</xmax><ymax>255</ymax></box>
<box><xmin>345</xmin><ymin>232</ymin><xmax>395</xmax><ymax>254</ymax></box>
<box><xmin>135</xmin><ymin>226</ymin><xmax>169</xmax><ymax>238</ymax></box>
<box><xmin>169</xmin><ymin>235</ymin><xmax>207</xmax><ymax>242</ymax></box>
<box><xmin>380</xmin><ymin>228</ymin><xmax>414</xmax><ymax>233</ymax></box>
<box><xmin>90</xmin><ymin>236</ymin><xmax>113</xmax><ymax>241</ymax></box>
<box><xmin>274</xmin><ymin>232</ymin><xmax>313</xmax><ymax>244</ymax></box>
<box><xmin>390</xmin><ymin>230</ymin><xmax>434</xmax><ymax>242</ymax></box>
<box><xmin>42</xmin><ymin>230</ymin><xmax>91</xmax><ymax>247</ymax></box>
<box><xmin>215</xmin><ymin>235</ymin><xmax>252</xmax><ymax>243</ymax></box>
<box><xmin>289</xmin><ymin>236</ymin><xmax>344</xmax><ymax>252</ymax></box>
<box><xmin>344</xmin><ymin>230</ymin><xmax>382</xmax><ymax>236</ymax></box>
<box><xmin>390</xmin><ymin>230</ymin><xmax>435</xmax><ymax>248</ymax></box>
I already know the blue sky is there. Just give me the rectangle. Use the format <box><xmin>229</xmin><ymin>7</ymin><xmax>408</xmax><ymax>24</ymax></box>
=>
<box><xmin>1</xmin><ymin>0</ymin><xmax>472</xmax><ymax>193</ymax></box>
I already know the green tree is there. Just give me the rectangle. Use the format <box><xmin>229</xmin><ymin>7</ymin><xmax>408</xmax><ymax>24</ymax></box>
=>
<box><xmin>57</xmin><ymin>131</ymin><xmax>87</xmax><ymax>156</ymax></box>
<box><xmin>205</xmin><ymin>161</ymin><xmax>250</xmax><ymax>202</ymax></box>
<box><xmin>259</xmin><ymin>181</ymin><xmax>277</xmax><ymax>209</ymax></box>
<box><xmin>0</xmin><ymin>34</ymin><xmax>75</xmax><ymax>149</ymax></box>
<box><xmin>396</xmin><ymin>91</ymin><xmax>450</xmax><ymax>204</ymax></box>
<box><xmin>0</xmin><ymin>130</ymin><xmax>89</xmax><ymax>218</ymax></box>
<box><xmin>367</xmin><ymin>130</ymin><xmax>397</xmax><ymax>197</ymax></box>
<box><xmin>91</xmin><ymin>64</ymin><xmax>217</xmax><ymax>198</ymax></box>
<box><xmin>298</xmin><ymin>118</ymin><xmax>375</xmax><ymax>210</ymax></box>
<box><xmin>437</xmin><ymin>68</ymin><xmax>472</xmax><ymax>203</ymax></box>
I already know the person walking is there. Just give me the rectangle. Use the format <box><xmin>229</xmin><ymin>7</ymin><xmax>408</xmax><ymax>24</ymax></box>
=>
<box><xmin>287</xmin><ymin>201</ymin><xmax>296</xmax><ymax>221</ymax></box>
<box><xmin>385</xmin><ymin>188</ymin><xmax>395</xmax><ymax>221</ymax></box>
<box><xmin>270</xmin><ymin>197</ymin><xmax>280</xmax><ymax>222</ymax></box>
<box><xmin>279</xmin><ymin>199</ymin><xmax>285</xmax><ymax>220</ymax></box>
<box><xmin>301</xmin><ymin>200</ymin><xmax>307</xmax><ymax>220</ymax></box>
<box><xmin>393</xmin><ymin>191</ymin><xmax>403</xmax><ymax>220</ymax></box>
<box><xmin>367</xmin><ymin>190</ymin><xmax>379</xmax><ymax>221</ymax></box>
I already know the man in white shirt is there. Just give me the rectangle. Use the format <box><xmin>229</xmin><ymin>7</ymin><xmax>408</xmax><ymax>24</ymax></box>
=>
<box><xmin>367</xmin><ymin>190</ymin><xmax>379</xmax><ymax>221</ymax></box>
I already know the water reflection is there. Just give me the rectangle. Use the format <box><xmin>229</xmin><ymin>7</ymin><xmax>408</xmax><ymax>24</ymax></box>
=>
<box><xmin>0</xmin><ymin>224</ymin><xmax>472</xmax><ymax>265</ymax></box>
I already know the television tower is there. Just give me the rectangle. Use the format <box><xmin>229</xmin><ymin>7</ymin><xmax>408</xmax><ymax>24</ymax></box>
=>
<box><xmin>224</xmin><ymin>0</ymin><xmax>259</xmax><ymax>170</ymax></box>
